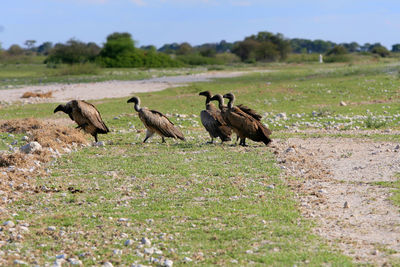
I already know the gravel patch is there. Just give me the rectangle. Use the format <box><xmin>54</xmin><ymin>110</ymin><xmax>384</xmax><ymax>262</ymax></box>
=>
<box><xmin>273</xmin><ymin>136</ymin><xmax>400</xmax><ymax>265</ymax></box>
<box><xmin>0</xmin><ymin>71</ymin><xmax>260</xmax><ymax>104</ymax></box>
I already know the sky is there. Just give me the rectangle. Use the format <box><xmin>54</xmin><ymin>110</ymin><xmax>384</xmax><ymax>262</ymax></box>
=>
<box><xmin>1</xmin><ymin>0</ymin><xmax>400</xmax><ymax>49</ymax></box>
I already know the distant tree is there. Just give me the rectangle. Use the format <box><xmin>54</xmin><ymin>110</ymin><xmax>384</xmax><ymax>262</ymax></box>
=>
<box><xmin>37</xmin><ymin>42</ymin><xmax>53</xmax><ymax>55</ymax></box>
<box><xmin>370</xmin><ymin>44</ymin><xmax>390</xmax><ymax>57</ymax></box>
<box><xmin>98</xmin><ymin>32</ymin><xmax>181</xmax><ymax>68</ymax></box>
<box><xmin>341</xmin><ymin>42</ymin><xmax>360</xmax><ymax>53</ymax></box>
<box><xmin>8</xmin><ymin>44</ymin><xmax>24</xmax><ymax>56</ymax></box>
<box><xmin>216</xmin><ymin>40</ymin><xmax>233</xmax><ymax>53</ymax></box>
<box><xmin>232</xmin><ymin>31</ymin><xmax>290</xmax><ymax>62</ymax></box>
<box><xmin>392</xmin><ymin>44</ymin><xmax>400</xmax><ymax>52</ymax></box>
<box><xmin>99</xmin><ymin>32</ymin><xmax>136</xmax><ymax>59</ymax></box>
<box><xmin>46</xmin><ymin>39</ymin><xmax>100</xmax><ymax>64</ymax></box>
<box><xmin>232</xmin><ymin>39</ymin><xmax>260</xmax><ymax>62</ymax></box>
<box><xmin>140</xmin><ymin>45</ymin><xmax>157</xmax><ymax>52</ymax></box>
<box><xmin>199</xmin><ymin>46</ymin><xmax>216</xmax><ymax>58</ymax></box>
<box><xmin>360</xmin><ymin>43</ymin><xmax>373</xmax><ymax>52</ymax></box>
<box><xmin>326</xmin><ymin>45</ymin><xmax>348</xmax><ymax>56</ymax></box>
<box><xmin>158</xmin><ymin>43</ymin><xmax>180</xmax><ymax>54</ymax></box>
<box><xmin>177</xmin><ymin>42</ymin><xmax>192</xmax><ymax>55</ymax></box>
<box><xmin>24</xmin><ymin>40</ymin><xmax>36</xmax><ymax>50</ymax></box>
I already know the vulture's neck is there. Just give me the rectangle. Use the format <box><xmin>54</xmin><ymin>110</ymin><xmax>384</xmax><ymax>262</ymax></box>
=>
<box><xmin>227</xmin><ymin>98</ymin><xmax>234</xmax><ymax>109</ymax></box>
<box><xmin>134</xmin><ymin>103</ymin><xmax>141</xmax><ymax>112</ymax></box>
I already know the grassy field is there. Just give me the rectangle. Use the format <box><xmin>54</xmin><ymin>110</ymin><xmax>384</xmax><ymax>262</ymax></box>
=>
<box><xmin>1</xmin><ymin>60</ymin><xmax>400</xmax><ymax>266</ymax></box>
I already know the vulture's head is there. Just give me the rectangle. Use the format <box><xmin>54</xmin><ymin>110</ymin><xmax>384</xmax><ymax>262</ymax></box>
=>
<box><xmin>210</xmin><ymin>94</ymin><xmax>223</xmax><ymax>103</ymax></box>
<box><xmin>127</xmin><ymin>96</ymin><xmax>140</xmax><ymax>105</ymax></box>
<box><xmin>53</xmin><ymin>104</ymin><xmax>70</xmax><ymax>114</ymax></box>
<box><xmin>222</xmin><ymin>93</ymin><xmax>235</xmax><ymax>101</ymax></box>
<box><xmin>199</xmin><ymin>91</ymin><xmax>212</xmax><ymax>98</ymax></box>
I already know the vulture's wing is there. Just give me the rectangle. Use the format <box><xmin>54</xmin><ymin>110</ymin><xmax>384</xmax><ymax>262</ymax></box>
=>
<box><xmin>236</xmin><ymin>104</ymin><xmax>262</xmax><ymax>121</ymax></box>
<box><xmin>144</xmin><ymin>109</ymin><xmax>185</xmax><ymax>140</ymax></box>
<box><xmin>77</xmin><ymin>101</ymin><xmax>109</xmax><ymax>133</ymax></box>
<box><xmin>200</xmin><ymin>109</ymin><xmax>221</xmax><ymax>133</ymax></box>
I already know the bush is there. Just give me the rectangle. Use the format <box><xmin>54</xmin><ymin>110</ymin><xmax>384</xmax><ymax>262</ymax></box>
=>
<box><xmin>46</xmin><ymin>39</ymin><xmax>100</xmax><ymax>64</ymax></box>
<box><xmin>326</xmin><ymin>45</ymin><xmax>347</xmax><ymax>56</ymax></box>
<box><xmin>371</xmin><ymin>46</ymin><xmax>390</xmax><ymax>57</ymax></box>
<box><xmin>176</xmin><ymin>54</ymin><xmax>224</xmax><ymax>65</ymax></box>
<box><xmin>323</xmin><ymin>54</ymin><xmax>351</xmax><ymax>63</ymax></box>
<box><xmin>98</xmin><ymin>32</ymin><xmax>182</xmax><ymax>68</ymax></box>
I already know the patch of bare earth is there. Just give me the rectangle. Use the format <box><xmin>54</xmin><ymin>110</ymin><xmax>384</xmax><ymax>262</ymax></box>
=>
<box><xmin>272</xmin><ymin>136</ymin><xmax>400</xmax><ymax>265</ymax></box>
<box><xmin>0</xmin><ymin>118</ymin><xmax>88</xmax><ymax>210</ymax></box>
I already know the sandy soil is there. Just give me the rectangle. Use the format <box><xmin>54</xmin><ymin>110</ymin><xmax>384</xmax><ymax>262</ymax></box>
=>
<box><xmin>273</xmin><ymin>136</ymin><xmax>400</xmax><ymax>265</ymax></box>
<box><xmin>0</xmin><ymin>71</ymin><xmax>252</xmax><ymax>104</ymax></box>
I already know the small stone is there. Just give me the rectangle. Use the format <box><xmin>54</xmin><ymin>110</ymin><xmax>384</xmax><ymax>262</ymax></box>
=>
<box><xmin>102</xmin><ymin>262</ymin><xmax>113</xmax><ymax>267</ymax></box>
<box><xmin>19</xmin><ymin>226</ymin><xmax>29</xmax><ymax>232</ymax></box>
<box><xmin>47</xmin><ymin>226</ymin><xmax>56</xmax><ymax>231</ymax></box>
<box><xmin>371</xmin><ymin>249</ymin><xmax>379</xmax><ymax>255</ymax></box>
<box><xmin>141</xmin><ymin>237</ymin><xmax>151</xmax><ymax>246</ymax></box>
<box><xmin>20</xmin><ymin>141</ymin><xmax>42</xmax><ymax>154</ymax></box>
<box><xmin>183</xmin><ymin>257</ymin><xmax>193</xmax><ymax>263</ymax></box>
<box><xmin>68</xmin><ymin>258</ymin><xmax>82</xmax><ymax>265</ymax></box>
<box><xmin>3</xmin><ymin>221</ymin><xmax>15</xmax><ymax>228</ymax></box>
<box><xmin>231</xmin><ymin>259</ymin><xmax>239</xmax><ymax>264</ymax></box>
<box><xmin>340</xmin><ymin>101</ymin><xmax>347</xmax><ymax>106</ymax></box>
<box><xmin>113</xmin><ymin>249</ymin><xmax>122</xmax><ymax>255</ymax></box>
<box><xmin>13</xmin><ymin>260</ymin><xmax>28</xmax><ymax>265</ymax></box>
<box><xmin>285</xmin><ymin>147</ymin><xmax>295</xmax><ymax>153</ymax></box>
<box><xmin>144</xmin><ymin>247</ymin><xmax>154</xmax><ymax>255</ymax></box>
<box><xmin>56</xmin><ymin>254</ymin><xmax>67</xmax><ymax>259</ymax></box>
<box><xmin>93</xmin><ymin>141</ymin><xmax>105</xmax><ymax>147</ymax></box>
<box><xmin>21</xmin><ymin>136</ymin><xmax>29</xmax><ymax>141</ymax></box>
<box><xmin>118</xmin><ymin>218</ymin><xmax>129</xmax><ymax>222</ymax></box>
<box><xmin>266</xmin><ymin>185</ymin><xmax>275</xmax><ymax>190</ymax></box>
<box><xmin>343</xmin><ymin>201</ymin><xmax>349</xmax><ymax>209</ymax></box>
<box><xmin>163</xmin><ymin>259</ymin><xmax>173</xmax><ymax>267</ymax></box>
<box><xmin>124</xmin><ymin>239</ymin><xmax>134</xmax><ymax>246</ymax></box>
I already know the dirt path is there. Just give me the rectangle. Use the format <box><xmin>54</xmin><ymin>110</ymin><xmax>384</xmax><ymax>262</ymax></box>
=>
<box><xmin>0</xmin><ymin>71</ymin><xmax>254</xmax><ymax>104</ymax></box>
<box><xmin>273</xmin><ymin>137</ymin><xmax>400</xmax><ymax>265</ymax></box>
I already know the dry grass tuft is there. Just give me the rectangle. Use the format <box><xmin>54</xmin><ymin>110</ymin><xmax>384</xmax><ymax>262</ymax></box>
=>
<box><xmin>0</xmin><ymin>118</ymin><xmax>89</xmax><ymax>205</ymax></box>
<box><xmin>21</xmin><ymin>91</ymin><xmax>53</xmax><ymax>99</ymax></box>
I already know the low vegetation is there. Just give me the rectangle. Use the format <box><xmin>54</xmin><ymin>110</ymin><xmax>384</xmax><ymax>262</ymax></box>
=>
<box><xmin>1</xmin><ymin>61</ymin><xmax>400</xmax><ymax>265</ymax></box>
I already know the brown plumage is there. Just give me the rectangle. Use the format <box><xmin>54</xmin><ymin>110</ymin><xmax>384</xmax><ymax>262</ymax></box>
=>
<box><xmin>53</xmin><ymin>100</ymin><xmax>109</xmax><ymax>142</ymax></box>
<box><xmin>212</xmin><ymin>93</ymin><xmax>272</xmax><ymax>146</ymax></box>
<box><xmin>199</xmin><ymin>91</ymin><xmax>232</xmax><ymax>143</ymax></box>
<box><xmin>127</xmin><ymin>96</ymin><xmax>185</xmax><ymax>143</ymax></box>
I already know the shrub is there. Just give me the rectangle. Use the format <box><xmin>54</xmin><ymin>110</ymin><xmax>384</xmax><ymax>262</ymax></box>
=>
<box><xmin>46</xmin><ymin>39</ymin><xmax>100</xmax><ymax>64</ymax></box>
<box><xmin>176</xmin><ymin>54</ymin><xmax>224</xmax><ymax>65</ymax></box>
<box><xmin>326</xmin><ymin>45</ymin><xmax>348</xmax><ymax>56</ymax></box>
<box><xmin>371</xmin><ymin>46</ymin><xmax>390</xmax><ymax>57</ymax></box>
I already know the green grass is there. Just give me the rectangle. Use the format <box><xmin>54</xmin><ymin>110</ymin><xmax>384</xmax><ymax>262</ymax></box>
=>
<box><xmin>372</xmin><ymin>175</ymin><xmax>400</xmax><ymax>207</ymax></box>
<box><xmin>7</xmin><ymin>129</ymin><xmax>352</xmax><ymax>266</ymax></box>
<box><xmin>3</xmin><ymin>60</ymin><xmax>400</xmax><ymax>265</ymax></box>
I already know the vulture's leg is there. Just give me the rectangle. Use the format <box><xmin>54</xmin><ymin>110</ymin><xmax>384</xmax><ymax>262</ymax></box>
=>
<box><xmin>240</xmin><ymin>138</ymin><xmax>248</xmax><ymax>147</ymax></box>
<box><xmin>143</xmin><ymin>129</ymin><xmax>155</xmax><ymax>143</ymax></box>
<box><xmin>94</xmin><ymin>133</ymin><xmax>98</xmax><ymax>143</ymax></box>
<box><xmin>162</xmin><ymin>137</ymin><xmax>166</xmax><ymax>143</ymax></box>
<box><xmin>207</xmin><ymin>137</ymin><xmax>214</xmax><ymax>144</ymax></box>
<box><xmin>76</xmin><ymin>123</ymin><xmax>88</xmax><ymax>130</ymax></box>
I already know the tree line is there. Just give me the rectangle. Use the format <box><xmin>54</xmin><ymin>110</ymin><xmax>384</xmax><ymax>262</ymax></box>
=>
<box><xmin>0</xmin><ymin>31</ymin><xmax>397</xmax><ymax>67</ymax></box>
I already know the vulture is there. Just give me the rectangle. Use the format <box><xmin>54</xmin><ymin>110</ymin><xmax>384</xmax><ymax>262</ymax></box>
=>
<box><xmin>213</xmin><ymin>93</ymin><xmax>272</xmax><ymax>146</ymax></box>
<box><xmin>199</xmin><ymin>91</ymin><xmax>231</xmax><ymax>143</ymax></box>
<box><xmin>127</xmin><ymin>96</ymin><xmax>185</xmax><ymax>143</ymax></box>
<box><xmin>53</xmin><ymin>100</ymin><xmax>109</xmax><ymax>142</ymax></box>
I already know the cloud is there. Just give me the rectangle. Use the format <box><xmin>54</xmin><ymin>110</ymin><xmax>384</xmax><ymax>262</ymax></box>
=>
<box><xmin>130</xmin><ymin>0</ymin><xmax>146</xmax><ymax>5</ymax></box>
